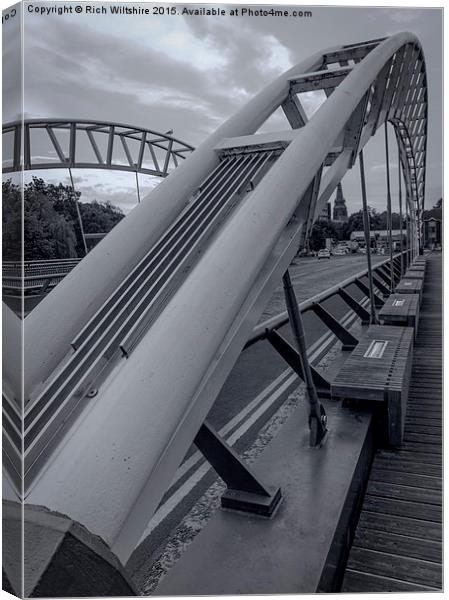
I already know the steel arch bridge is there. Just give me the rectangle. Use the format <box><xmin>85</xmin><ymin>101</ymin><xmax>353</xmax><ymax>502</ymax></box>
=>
<box><xmin>2</xmin><ymin>118</ymin><xmax>194</xmax><ymax>177</ymax></box>
<box><xmin>3</xmin><ymin>33</ymin><xmax>428</xmax><ymax>567</ymax></box>
<box><xmin>2</xmin><ymin>119</ymin><xmax>195</xmax><ymax>298</ymax></box>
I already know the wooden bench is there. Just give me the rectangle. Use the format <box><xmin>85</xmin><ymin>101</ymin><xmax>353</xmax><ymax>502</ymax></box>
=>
<box><xmin>403</xmin><ymin>269</ymin><xmax>425</xmax><ymax>281</ymax></box>
<box><xmin>395</xmin><ymin>277</ymin><xmax>424</xmax><ymax>301</ymax></box>
<box><xmin>378</xmin><ymin>293</ymin><xmax>420</xmax><ymax>339</ymax></box>
<box><xmin>411</xmin><ymin>256</ymin><xmax>426</xmax><ymax>271</ymax></box>
<box><xmin>331</xmin><ymin>326</ymin><xmax>414</xmax><ymax>447</ymax></box>
<box><xmin>409</xmin><ymin>262</ymin><xmax>426</xmax><ymax>270</ymax></box>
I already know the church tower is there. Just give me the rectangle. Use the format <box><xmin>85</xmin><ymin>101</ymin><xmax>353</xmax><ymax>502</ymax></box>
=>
<box><xmin>332</xmin><ymin>183</ymin><xmax>349</xmax><ymax>223</ymax></box>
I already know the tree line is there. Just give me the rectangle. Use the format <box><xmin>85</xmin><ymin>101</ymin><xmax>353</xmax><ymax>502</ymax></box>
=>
<box><xmin>3</xmin><ymin>178</ymin><xmax>124</xmax><ymax>261</ymax></box>
<box><xmin>308</xmin><ymin>199</ymin><xmax>442</xmax><ymax>252</ymax></box>
<box><xmin>2</xmin><ymin>177</ymin><xmax>442</xmax><ymax>260</ymax></box>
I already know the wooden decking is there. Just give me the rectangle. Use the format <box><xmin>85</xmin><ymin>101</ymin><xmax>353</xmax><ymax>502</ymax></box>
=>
<box><xmin>342</xmin><ymin>253</ymin><xmax>443</xmax><ymax>592</ymax></box>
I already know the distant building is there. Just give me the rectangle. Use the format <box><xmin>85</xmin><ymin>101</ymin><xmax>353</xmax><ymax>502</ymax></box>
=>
<box><xmin>423</xmin><ymin>218</ymin><xmax>442</xmax><ymax>248</ymax></box>
<box><xmin>350</xmin><ymin>229</ymin><xmax>407</xmax><ymax>249</ymax></box>
<box><xmin>350</xmin><ymin>230</ymin><xmax>377</xmax><ymax>248</ymax></box>
<box><xmin>332</xmin><ymin>183</ymin><xmax>348</xmax><ymax>223</ymax></box>
<box><xmin>376</xmin><ymin>229</ymin><xmax>407</xmax><ymax>251</ymax></box>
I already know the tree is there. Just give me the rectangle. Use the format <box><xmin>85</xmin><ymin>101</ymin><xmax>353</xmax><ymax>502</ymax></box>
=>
<box><xmin>423</xmin><ymin>198</ymin><xmax>442</xmax><ymax>221</ymax></box>
<box><xmin>309</xmin><ymin>221</ymin><xmax>339</xmax><ymax>251</ymax></box>
<box><xmin>2</xmin><ymin>179</ymin><xmax>22</xmax><ymax>261</ymax></box>
<box><xmin>23</xmin><ymin>179</ymin><xmax>79</xmax><ymax>260</ymax></box>
<box><xmin>373</xmin><ymin>211</ymin><xmax>403</xmax><ymax>230</ymax></box>
<box><xmin>340</xmin><ymin>208</ymin><xmax>379</xmax><ymax>239</ymax></box>
<box><xmin>2</xmin><ymin>177</ymin><xmax>125</xmax><ymax>261</ymax></box>
<box><xmin>80</xmin><ymin>200</ymin><xmax>124</xmax><ymax>234</ymax></box>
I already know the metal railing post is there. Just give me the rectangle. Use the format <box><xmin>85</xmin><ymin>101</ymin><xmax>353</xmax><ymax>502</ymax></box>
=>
<box><xmin>282</xmin><ymin>270</ymin><xmax>328</xmax><ymax>447</ymax></box>
<box><xmin>68</xmin><ymin>168</ymin><xmax>88</xmax><ymax>256</ymax></box>
<box><xmin>384</xmin><ymin>122</ymin><xmax>394</xmax><ymax>292</ymax></box>
<box><xmin>358</xmin><ymin>149</ymin><xmax>378</xmax><ymax>324</ymax></box>
<box><xmin>405</xmin><ymin>197</ymin><xmax>411</xmax><ymax>268</ymax></box>
<box><xmin>398</xmin><ymin>147</ymin><xmax>404</xmax><ymax>275</ymax></box>
<box><xmin>135</xmin><ymin>170</ymin><xmax>141</xmax><ymax>204</ymax></box>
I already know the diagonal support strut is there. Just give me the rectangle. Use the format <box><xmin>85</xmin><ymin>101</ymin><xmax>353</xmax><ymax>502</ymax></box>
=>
<box><xmin>266</xmin><ymin>329</ymin><xmax>331</xmax><ymax>396</ymax></box>
<box><xmin>310</xmin><ymin>302</ymin><xmax>359</xmax><ymax>350</ymax></box>
<box><xmin>194</xmin><ymin>421</ymin><xmax>282</xmax><ymax>517</ymax></box>
<box><xmin>337</xmin><ymin>287</ymin><xmax>371</xmax><ymax>326</ymax></box>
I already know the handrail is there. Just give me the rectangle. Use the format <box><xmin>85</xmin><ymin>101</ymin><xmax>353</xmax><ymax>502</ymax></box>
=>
<box><xmin>246</xmin><ymin>253</ymin><xmax>401</xmax><ymax>348</ymax></box>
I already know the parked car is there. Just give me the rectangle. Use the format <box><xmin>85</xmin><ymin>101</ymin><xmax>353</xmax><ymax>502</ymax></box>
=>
<box><xmin>317</xmin><ymin>248</ymin><xmax>331</xmax><ymax>259</ymax></box>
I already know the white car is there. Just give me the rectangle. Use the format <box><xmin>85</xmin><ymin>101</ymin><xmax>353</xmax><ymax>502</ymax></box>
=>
<box><xmin>317</xmin><ymin>249</ymin><xmax>331</xmax><ymax>259</ymax></box>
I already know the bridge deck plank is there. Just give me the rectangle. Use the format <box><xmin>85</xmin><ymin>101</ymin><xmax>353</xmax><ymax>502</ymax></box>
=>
<box><xmin>342</xmin><ymin>253</ymin><xmax>442</xmax><ymax>593</ymax></box>
<box><xmin>343</xmin><ymin>569</ymin><xmax>438</xmax><ymax>592</ymax></box>
<box><xmin>353</xmin><ymin>528</ymin><xmax>442</xmax><ymax>563</ymax></box>
<box><xmin>369</xmin><ymin>468</ymin><xmax>442</xmax><ymax>490</ymax></box>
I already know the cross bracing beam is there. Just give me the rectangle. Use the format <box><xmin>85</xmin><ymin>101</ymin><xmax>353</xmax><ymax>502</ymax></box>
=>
<box><xmin>281</xmin><ymin>92</ymin><xmax>308</xmax><ymax>128</ymax></box>
<box><xmin>7</xmin><ymin>34</ymin><xmax>427</xmax><ymax>565</ymax></box>
<box><xmin>323</xmin><ymin>38</ymin><xmax>386</xmax><ymax>66</ymax></box>
<box><xmin>214</xmin><ymin>129</ymin><xmax>297</xmax><ymax>154</ymax></box>
<box><xmin>289</xmin><ymin>66</ymin><xmax>352</xmax><ymax>93</ymax></box>
<box><xmin>215</xmin><ymin>130</ymin><xmax>343</xmax><ymax>166</ymax></box>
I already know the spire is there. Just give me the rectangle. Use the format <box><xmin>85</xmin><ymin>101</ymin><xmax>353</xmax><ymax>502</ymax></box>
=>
<box><xmin>333</xmin><ymin>183</ymin><xmax>349</xmax><ymax>222</ymax></box>
<box><xmin>336</xmin><ymin>183</ymin><xmax>343</xmax><ymax>203</ymax></box>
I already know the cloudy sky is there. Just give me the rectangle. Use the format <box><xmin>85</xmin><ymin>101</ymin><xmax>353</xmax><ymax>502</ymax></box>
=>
<box><xmin>3</xmin><ymin>3</ymin><xmax>443</xmax><ymax>215</ymax></box>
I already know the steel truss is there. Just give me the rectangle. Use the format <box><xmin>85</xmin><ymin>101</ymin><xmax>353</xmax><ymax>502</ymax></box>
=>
<box><xmin>2</xmin><ymin>119</ymin><xmax>194</xmax><ymax>178</ymax></box>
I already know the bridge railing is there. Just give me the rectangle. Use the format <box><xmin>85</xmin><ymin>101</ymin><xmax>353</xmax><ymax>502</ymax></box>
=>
<box><xmin>244</xmin><ymin>250</ymin><xmax>410</xmax><ymax>396</ymax></box>
<box><xmin>3</xmin><ymin>258</ymin><xmax>81</xmax><ymax>292</ymax></box>
<box><xmin>2</xmin><ymin>248</ymin><xmax>409</xmax><ymax>496</ymax></box>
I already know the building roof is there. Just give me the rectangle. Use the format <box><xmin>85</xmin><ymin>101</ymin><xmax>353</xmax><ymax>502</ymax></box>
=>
<box><xmin>375</xmin><ymin>230</ymin><xmax>407</xmax><ymax>236</ymax></box>
<box><xmin>350</xmin><ymin>231</ymin><xmax>376</xmax><ymax>240</ymax></box>
<box><xmin>350</xmin><ymin>229</ymin><xmax>406</xmax><ymax>240</ymax></box>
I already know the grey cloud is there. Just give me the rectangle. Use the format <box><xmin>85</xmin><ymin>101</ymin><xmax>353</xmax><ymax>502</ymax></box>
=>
<box><xmin>23</xmin><ymin>17</ymin><xmax>243</xmax><ymax>143</ymax></box>
<box><xmin>3</xmin><ymin>14</ymin><xmax>23</xmax><ymax>121</ymax></box>
<box><xmin>6</xmin><ymin>5</ymin><xmax>442</xmax><ymax>212</ymax></box>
